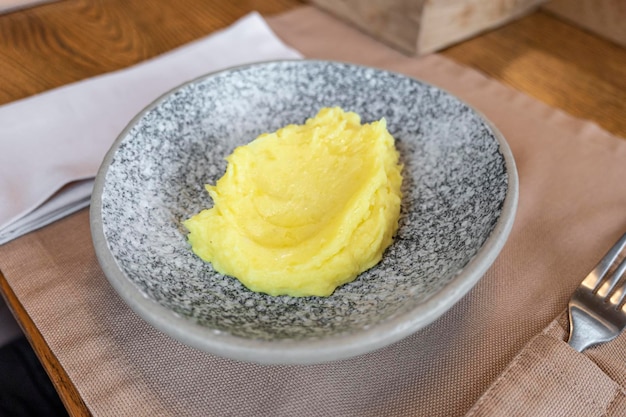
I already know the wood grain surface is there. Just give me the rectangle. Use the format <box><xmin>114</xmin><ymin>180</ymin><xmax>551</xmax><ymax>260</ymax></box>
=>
<box><xmin>443</xmin><ymin>9</ymin><xmax>626</xmax><ymax>139</ymax></box>
<box><xmin>0</xmin><ymin>0</ymin><xmax>303</xmax><ymax>104</ymax></box>
<box><xmin>0</xmin><ymin>0</ymin><xmax>625</xmax><ymax>416</ymax></box>
<box><xmin>544</xmin><ymin>0</ymin><xmax>626</xmax><ymax>48</ymax></box>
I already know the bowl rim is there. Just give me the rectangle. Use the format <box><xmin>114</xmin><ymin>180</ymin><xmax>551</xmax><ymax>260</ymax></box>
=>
<box><xmin>90</xmin><ymin>59</ymin><xmax>518</xmax><ymax>365</ymax></box>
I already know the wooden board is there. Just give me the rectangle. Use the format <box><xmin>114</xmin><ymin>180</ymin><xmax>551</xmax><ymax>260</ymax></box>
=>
<box><xmin>310</xmin><ymin>0</ymin><xmax>546</xmax><ymax>55</ymax></box>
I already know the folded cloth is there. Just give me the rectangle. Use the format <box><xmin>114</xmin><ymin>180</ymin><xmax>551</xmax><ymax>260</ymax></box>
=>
<box><xmin>465</xmin><ymin>317</ymin><xmax>626</xmax><ymax>417</ymax></box>
<box><xmin>0</xmin><ymin>0</ymin><xmax>56</xmax><ymax>14</ymax></box>
<box><xmin>0</xmin><ymin>12</ymin><xmax>301</xmax><ymax>245</ymax></box>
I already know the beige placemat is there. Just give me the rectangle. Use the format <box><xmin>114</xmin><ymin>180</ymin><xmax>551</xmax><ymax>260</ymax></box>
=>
<box><xmin>1</xmin><ymin>6</ymin><xmax>626</xmax><ymax>417</ymax></box>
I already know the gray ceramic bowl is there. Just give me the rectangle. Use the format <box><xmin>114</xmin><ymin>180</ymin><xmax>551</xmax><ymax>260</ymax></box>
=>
<box><xmin>91</xmin><ymin>60</ymin><xmax>518</xmax><ymax>364</ymax></box>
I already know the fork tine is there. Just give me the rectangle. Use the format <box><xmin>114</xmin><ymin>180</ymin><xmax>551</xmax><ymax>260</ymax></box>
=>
<box><xmin>585</xmin><ymin>232</ymin><xmax>626</xmax><ymax>291</ymax></box>
<box><xmin>598</xmin><ymin>255</ymin><xmax>626</xmax><ymax>298</ymax></box>
<box><xmin>609</xmin><ymin>258</ymin><xmax>626</xmax><ymax>306</ymax></box>
<box><xmin>568</xmin><ymin>232</ymin><xmax>626</xmax><ymax>352</ymax></box>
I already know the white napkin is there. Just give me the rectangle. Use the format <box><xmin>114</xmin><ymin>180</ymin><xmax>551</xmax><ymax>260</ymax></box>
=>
<box><xmin>0</xmin><ymin>0</ymin><xmax>57</xmax><ymax>14</ymax></box>
<box><xmin>0</xmin><ymin>12</ymin><xmax>302</xmax><ymax>245</ymax></box>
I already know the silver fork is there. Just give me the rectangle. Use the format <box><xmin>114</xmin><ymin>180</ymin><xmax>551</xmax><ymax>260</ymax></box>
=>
<box><xmin>567</xmin><ymin>232</ymin><xmax>626</xmax><ymax>352</ymax></box>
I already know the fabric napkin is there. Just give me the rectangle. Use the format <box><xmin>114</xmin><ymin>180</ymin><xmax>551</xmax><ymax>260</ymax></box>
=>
<box><xmin>1</xmin><ymin>5</ymin><xmax>626</xmax><ymax>417</ymax></box>
<box><xmin>0</xmin><ymin>12</ymin><xmax>301</xmax><ymax>245</ymax></box>
<box><xmin>0</xmin><ymin>0</ymin><xmax>56</xmax><ymax>14</ymax></box>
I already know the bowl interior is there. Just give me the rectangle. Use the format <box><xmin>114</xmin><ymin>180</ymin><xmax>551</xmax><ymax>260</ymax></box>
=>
<box><xmin>98</xmin><ymin>60</ymin><xmax>509</xmax><ymax>342</ymax></box>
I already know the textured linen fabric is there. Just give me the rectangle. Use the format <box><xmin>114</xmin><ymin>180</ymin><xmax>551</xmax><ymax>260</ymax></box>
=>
<box><xmin>0</xmin><ymin>5</ymin><xmax>626</xmax><ymax>417</ymax></box>
<box><xmin>466</xmin><ymin>319</ymin><xmax>626</xmax><ymax>417</ymax></box>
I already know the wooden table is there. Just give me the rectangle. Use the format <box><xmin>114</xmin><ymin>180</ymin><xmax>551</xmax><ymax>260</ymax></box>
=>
<box><xmin>1</xmin><ymin>1</ymin><xmax>625</xmax><ymax>415</ymax></box>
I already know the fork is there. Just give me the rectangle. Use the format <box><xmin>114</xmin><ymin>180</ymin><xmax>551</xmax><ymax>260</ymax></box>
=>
<box><xmin>567</xmin><ymin>232</ymin><xmax>626</xmax><ymax>352</ymax></box>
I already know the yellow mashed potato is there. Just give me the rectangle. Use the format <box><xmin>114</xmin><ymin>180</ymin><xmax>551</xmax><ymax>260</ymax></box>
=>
<box><xmin>184</xmin><ymin>107</ymin><xmax>402</xmax><ymax>297</ymax></box>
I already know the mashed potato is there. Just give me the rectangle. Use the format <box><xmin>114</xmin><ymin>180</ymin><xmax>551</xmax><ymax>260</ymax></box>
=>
<box><xmin>184</xmin><ymin>107</ymin><xmax>402</xmax><ymax>297</ymax></box>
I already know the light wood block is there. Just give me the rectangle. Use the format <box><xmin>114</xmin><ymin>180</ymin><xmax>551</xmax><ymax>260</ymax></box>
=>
<box><xmin>309</xmin><ymin>0</ymin><xmax>546</xmax><ymax>55</ymax></box>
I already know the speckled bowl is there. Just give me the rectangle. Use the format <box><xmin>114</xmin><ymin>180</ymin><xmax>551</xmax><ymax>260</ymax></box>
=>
<box><xmin>91</xmin><ymin>60</ymin><xmax>518</xmax><ymax>364</ymax></box>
